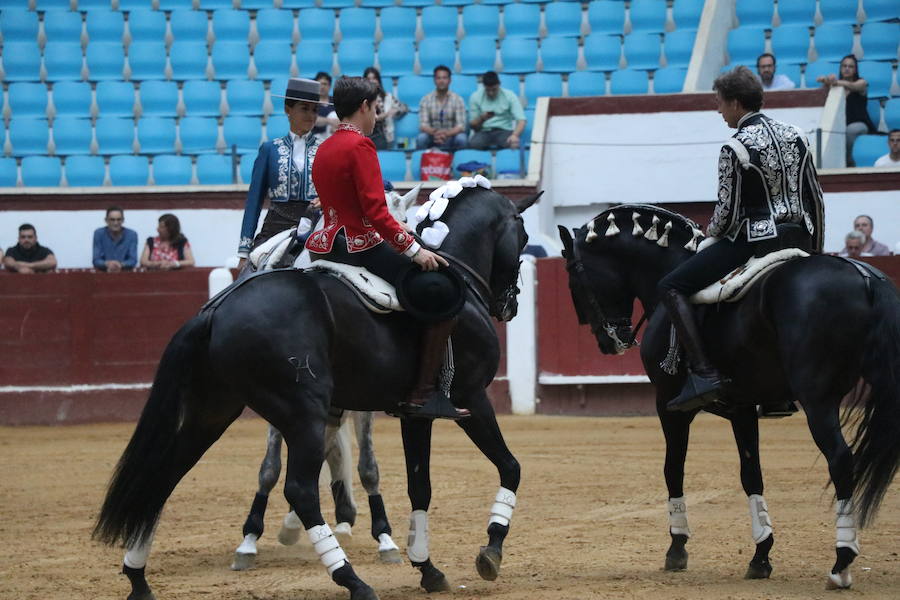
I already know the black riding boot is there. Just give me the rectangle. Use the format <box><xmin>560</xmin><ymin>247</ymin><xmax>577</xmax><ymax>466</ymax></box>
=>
<box><xmin>400</xmin><ymin>317</ymin><xmax>469</xmax><ymax>420</ymax></box>
<box><xmin>662</xmin><ymin>289</ymin><xmax>729</xmax><ymax>412</ymax></box>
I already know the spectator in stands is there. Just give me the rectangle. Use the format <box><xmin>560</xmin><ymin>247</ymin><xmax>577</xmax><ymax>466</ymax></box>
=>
<box><xmin>853</xmin><ymin>214</ymin><xmax>891</xmax><ymax>256</ymax></box>
<box><xmin>839</xmin><ymin>230</ymin><xmax>868</xmax><ymax>258</ymax></box>
<box><xmin>311</xmin><ymin>71</ymin><xmax>339</xmax><ymax>142</ymax></box>
<box><xmin>756</xmin><ymin>53</ymin><xmax>795</xmax><ymax>91</ymax></box>
<box><xmin>468</xmin><ymin>71</ymin><xmax>526</xmax><ymax>150</ymax></box>
<box><xmin>140</xmin><ymin>213</ymin><xmax>195</xmax><ymax>270</ymax></box>
<box><xmin>874</xmin><ymin>129</ymin><xmax>900</xmax><ymax>167</ymax></box>
<box><xmin>3</xmin><ymin>224</ymin><xmax>57</xmax><ymax>274</ymax></box>
<box><xmin>364</xmin><ymin>66</ymin><xmax>408</xmax><ymax>150</ymax></box>
<box><xmin>417</xmin><ymin>65</ymin><xmax>468</xmax><ymax>150</ymax></box>
<box><xmin>92</xmin><ymin>205</ymin><xmax>138</xmax><ymax>272</ymax></box>
<box><xmin>816</xmin><ymin>54</ymin><xmax>876</xmax><ymax>167</ymax></box>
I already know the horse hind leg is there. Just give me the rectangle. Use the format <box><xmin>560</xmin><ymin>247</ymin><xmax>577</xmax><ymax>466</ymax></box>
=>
<box><xmin>325</xmin><ymin>411</ymin><xmax>357</xmax><ymax>539</ymax></box>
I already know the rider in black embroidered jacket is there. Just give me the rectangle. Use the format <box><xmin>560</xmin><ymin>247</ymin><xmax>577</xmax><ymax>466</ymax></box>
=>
<box><xmin>658</xmin><ymin>66</ymin><xmax>825</xmax><ymax>413</ymax></box>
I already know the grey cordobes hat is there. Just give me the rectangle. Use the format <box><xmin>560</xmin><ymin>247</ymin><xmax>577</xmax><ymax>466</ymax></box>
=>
<box><xmin>271</xmin><ymin>77</ymin><xmax>329</xmax><ymax>103</ymax></box>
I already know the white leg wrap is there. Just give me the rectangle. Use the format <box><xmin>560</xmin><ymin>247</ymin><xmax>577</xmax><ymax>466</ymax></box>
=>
<box><xmin>748</xmin><ymin>494</ymin><xmax>773</xmax><ymax>544</ymax></box>
<box><xmin>307</xmin><ymin>524</ymin><xmax>348</xmax><ymax>575</ymax></box>
<box><xmin>407</xmin><ymin>509</ymin><xmax>430</xmax><ymax>563</ymax></box>
<box><xmin>835</xmin><ymin>498</ymin><xmax>860</xmax><ymax>555</ymax></box>
<box><xmin>667</xmin><ymin>496</ymin><xmax>690</xmax><ymax>537</ymax></box>
<box><xmin>123</xmin><ymin>529</ymin><xmax>156</xmax><ymax>570</ymax></box>
<box><xmin>488</xmin><ymin>486</ymin><xmax>516</xmax><ymax>527</ymax></box>
<box><xmin>378</xmin><ymin>532</ymin><xmax>400</xmax><ymax>552</ymax></box>
<box><xmin>236</xmin><ymin>533</ymin><xmax>259</xmax><ymax>555</ymax></box>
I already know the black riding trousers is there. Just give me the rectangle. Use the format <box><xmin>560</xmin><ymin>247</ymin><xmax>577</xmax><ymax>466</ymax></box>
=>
<box><xmin>657</xmin><ymin>237</ymin><xmax>755</xmax><ymax>296</ymax></box>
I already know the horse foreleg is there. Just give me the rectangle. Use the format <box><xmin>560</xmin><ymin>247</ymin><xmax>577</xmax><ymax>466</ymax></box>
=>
<box><xmin>324</xmin><ymin>411</ymin><xmax>357</xmax><ymax>539</ymax></box>
<box><xmin>122</xmin><ymin>525</ymin><xmax>158</xmax><ymax>600</ymax></box>
<box><xmin>659</xmin><ymin>405</ymin><xmax>694</xmax><ymax>572</ymax></box>
<box><xmin>232</xmin><ymin>424</ymin><xmax>284</xmax><ymax>570</ymax></box>
<box><xmin>455</xmin><ymin>391</ymin><xmax>521</xmax><ymax>583</ymax></box>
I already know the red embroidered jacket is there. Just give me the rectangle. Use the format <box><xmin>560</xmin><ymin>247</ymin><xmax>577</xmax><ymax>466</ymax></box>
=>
<box><xmin>305</xmin><ymin>127</ymin><xmax>420</xmax><ymax>256</ymax></box>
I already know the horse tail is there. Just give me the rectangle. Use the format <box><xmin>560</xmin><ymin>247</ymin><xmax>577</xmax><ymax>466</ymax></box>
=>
<box><xmin>848</xmin><ymin>278</ymin><xmax>900</xmax><ymax>527</ymax></box>
<box><xmin>92</xmin><ymin>311</ymin><xmax>213</xmax><ymax>547</ymax></box>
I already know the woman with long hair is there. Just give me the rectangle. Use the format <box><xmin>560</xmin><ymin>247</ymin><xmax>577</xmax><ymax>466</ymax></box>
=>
<box><xmin>140</xmin><ymin>213</ymin><xmax>195</xmax><ymax>270</ymax></box>
<box><xmin>816</xmin><ymin>54</ymin><xmax>876</xmax><ymax>166</ymax></box>
<box><xmin>363</xmin><ymin>66</ymin><xmax>408</xmax><ymax>150</ymax></box>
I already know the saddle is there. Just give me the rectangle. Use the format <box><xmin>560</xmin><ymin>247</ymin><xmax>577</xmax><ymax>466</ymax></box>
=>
<box><xmin>690</xmin><ymin>248</ymin><xmax>809</xmax><ymax>304</ymax></box>
<box><xmin>305</xmin><ymin>260</ymin><xmax>403</xmax><ymax>314</ymax></box>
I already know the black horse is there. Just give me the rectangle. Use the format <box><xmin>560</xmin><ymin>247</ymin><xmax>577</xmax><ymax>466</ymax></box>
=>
<box><xmin>559</xmin><ymin>204</ymin><xmax>900</xmax><ymax>590</ymax></box>
<box><xmin>93</xmin><ymin>186</ymin><xmax>538</xmax><ymax>600</ymax></box>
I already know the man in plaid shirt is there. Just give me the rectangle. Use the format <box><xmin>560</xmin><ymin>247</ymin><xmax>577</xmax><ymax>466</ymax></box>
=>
<box><xmin>416</xmin><ymin>65</ymin><xmax>468</xmax><ymax>150</ymax></box>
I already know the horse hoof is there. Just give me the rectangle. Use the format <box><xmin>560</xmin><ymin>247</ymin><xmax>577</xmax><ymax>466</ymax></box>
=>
<box><xmin>744</xmin><ymin>560</ymin><xmax>772</xmax><ymax>579</ymax></box>
<box><xmin>126</xmin><ymin>591</ymin><xmax>156</xmax><ymax>600</ymax></box>
<box><xmin>334</xmin><ymin>522</ymin><xmax>353</xmax><ymax>541</ymax></box>
<box><xmin>378</xmin><ymin>548</ymin><xmax>403</xmax><ymax>564</ymax></box>
<box><xmin>422</xmin><ymin>574</ymin><xmax>451</xmax><ymax>593</ymax></box>
<box><xmin>278</xmin><ymin>525</ymin><xmax>302</xmax><ymax>546</ymax></box>
<box><xmin>231</xmin><ymin>552</ymin><xmax>256</xmax><ymax>571</ymax></box>
<box><xmin>826</xmin><ymin>568</ymin><xmax>852</xmax><ymax>590</ymax></box>
<box><xmin>664</xmin><ymin>550</ymin><xmax>688</xmax><ymax>571</ymax></box>
<box><xmin>476</xmin><ymin>546</ymin><xmax>502</xmax><ymax>581</ymax></box>
<box><xmin>350</xmin><ymin>584</ymin><xmax>380</xmax><ymax>600</ymax></box>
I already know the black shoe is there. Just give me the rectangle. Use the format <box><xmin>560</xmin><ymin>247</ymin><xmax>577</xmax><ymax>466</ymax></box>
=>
<box><xmin>392</xmin><ymin>393</ymin><xmax>470</xmax><ymax>421</ymax></box>
<box><xmin>667</xmin><ymin>372</ymin><xmax>726</xmax><ymax>412</ymax></box>
<box><xmin>758</xmin><ymin>400</ymin><xmax>798</xmax><ymax>418</ymax></box>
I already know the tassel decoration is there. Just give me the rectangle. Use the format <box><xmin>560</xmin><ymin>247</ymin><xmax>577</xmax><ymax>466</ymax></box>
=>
<box><xmin>605</xmin><ymin>212</ymin><xmax>620</xmax><ymax>237</ymax></box>
<box><xmin>644</xmin><ymin>215</ymin><xmax>660</xmax><ymax>241</ymax></box>
<box><xmin>657</xmin><ymin>221</ymin><xmax>672</xmax><ymax>247</ymax></box>
<box><xmin>683</xmin><ymin>227</ymin><xmax>703</xmax><ymax>252</ymax></box>
<box><xmin>585</xmin><ymin>220</ymin><xmax>598</xmax><ymax>242</ymax></box>
<box><xmin>631</xmin><ymin>212</ymin><xmax>643</xmax><ymax>236</ymax></box>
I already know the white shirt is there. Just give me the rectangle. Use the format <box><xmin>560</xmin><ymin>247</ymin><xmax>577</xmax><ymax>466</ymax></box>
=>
<box><xmin>288</xmin><ymin>131</ymin><xmax>307</xmax><ymax>175</ymax></box>
<box><xmin>761</xmin><ymin>73</ymin><xmax>796</xmax><ymax>91</ymax></box>
<box><xmin>874</xmin><ymin>153</ymin><xmax>900</xmax><ymax>167</ymax></box>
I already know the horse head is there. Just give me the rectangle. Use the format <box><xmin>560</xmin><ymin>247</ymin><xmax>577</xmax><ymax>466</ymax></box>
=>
<box><xmin>559</xmin><ymin>205</ymin><xmax>703</xmax><ymax>355</ymax></box>
<box><xmin>385</xmin><ymin>184</ymin><xmax>422</xmax><ymax>224</ymax></box>
<box><xmin>488</xmin><ymin>191</ymin><xmax>542</xmax><ymax>321</ymax></box>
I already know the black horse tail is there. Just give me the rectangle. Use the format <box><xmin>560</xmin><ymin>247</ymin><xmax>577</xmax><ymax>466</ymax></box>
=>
<box><xmin>92</xmin><ymin>311</ymin><xmax>213</xmax><ymax>547</ymax></box>
<box><xmin>848</xmin><ymin>279</ymin><xmax>900</xmax><ymax>527</ymax></box>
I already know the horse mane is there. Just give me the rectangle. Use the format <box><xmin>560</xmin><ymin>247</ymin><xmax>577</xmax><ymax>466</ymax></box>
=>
<box><xmin>580</xmin><ymin>204</ymin><xmax>704</xmax><ymax>253</ymax></box>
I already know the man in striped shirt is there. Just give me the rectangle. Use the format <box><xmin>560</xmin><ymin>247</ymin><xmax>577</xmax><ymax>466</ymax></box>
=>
<box><xmin>417</xmin><ymin>65</ymin><xmax>468</xmax><ymax>150</ymax></box>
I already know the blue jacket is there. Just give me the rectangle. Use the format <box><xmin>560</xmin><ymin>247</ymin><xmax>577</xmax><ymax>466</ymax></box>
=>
<box><xmin>238</xmin><ymin>132</ymin><xmax>319</xmax><ymax>256</ymax></box>
<box><xmin>92</xmin><ymin>226</ymin><xmax>138</xmax><ymax>269</ymax></box>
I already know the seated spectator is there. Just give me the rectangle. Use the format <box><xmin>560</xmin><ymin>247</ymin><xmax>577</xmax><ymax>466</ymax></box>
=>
<box><xmin>92</xmin><ymin>205</ymin><xmax>138</xmax><ymax>272</ymax></box>
<box><xmin>853</xmin><ymin>214</ymin><xmax>891</xmax><ymax>256</ymax></box>
<box><xmin>140</xmin><ymin>213</ymin><xmax>195</xmax><ymax>270</ymax></box>
<box><xmin>839</xmin><ymin>230</ymin><xmax>869</xmax><ymax>258</ymax></box>
<box><xmin>468</xmin><ymin>71</ymin><xmax>526</xmax><ymax>150</ymax></box>
<box><xmin>3</xmin><ymin>223</ymin><xmax>57</xmax><ymax>273</ymax></box>
<box><xmin>817</xmin><ymin>55</ymin><xmax>876</xmax><ymax>166</ymax></box>
<box><xmin>311</xmin><ymin>71</ymin><xmax>339</xmax><ymax>142</ymax></box>
<box><xmin>874</xmin><ymin>129</ymin><xmax>900</xmax><ymax>167</ymax></box>
<box><xmin>417</xmin><ymin>65</ymin><xmax>468</xmax><ymax>150</ymax></box>
<box><xmin>364</xmin><ymin>66</ymin><xmax>408</xmax><ymax>150</ymax></box>
<box><xmin>756</xmin><ymin>53</ymin><xmax>795</xmax><ymax>91</ymax></box>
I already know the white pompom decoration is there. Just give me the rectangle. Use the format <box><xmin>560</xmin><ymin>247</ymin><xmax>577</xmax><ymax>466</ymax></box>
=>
<box><xmin>605</xmin><ymin>212</ymin><xmax>620</xmax><ymax>237</ymax></box>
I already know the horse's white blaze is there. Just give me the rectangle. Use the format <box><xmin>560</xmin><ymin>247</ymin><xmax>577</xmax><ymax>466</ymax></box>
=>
<box><xmin>835</xmin><ymin>498</ymin><xmax>860</xmax><ymax>555</ymax></box>
<box><xmin>667</xmin><ymin>496</ymin><xmax>690</xmax><ymax>537</ymax></box>
<box><xmin>748</xmin><ymin>494</ymin><xmax>773</xmax><ymax>544</ymax></box>
<box><xmin>377</xmin><ymin>532</ymin><xmax>400</xmax><ymax>553</ymax></box>
<box><xmin>123</xmin><ymin>528</ymin><xmax>156</xmax><ymax>569</ymax></box>
<box><xmin>307</xmin><ymin>524</ymin><xmax>347</xmax><ymax>575</ymax></box>
<box><xmin>488</xmin><ymin>487</ymin><xmax>516</xmax><ymax>527</ymax></box>
<box><xmin>236</xmin><ymin>533</ymin><xmax>259</xmax><ymax>555</ymax></box>
<box><xmin>407</xmin><ymin>510</ymin><xmax>430</xmax><ymax>563</ymax></box>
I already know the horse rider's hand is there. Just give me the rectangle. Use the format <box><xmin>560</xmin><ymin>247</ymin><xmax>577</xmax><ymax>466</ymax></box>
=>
<box><xmin>413</xmin><ymin>248</ymin><xmax>448</xmax><ymax>271</ymax></box>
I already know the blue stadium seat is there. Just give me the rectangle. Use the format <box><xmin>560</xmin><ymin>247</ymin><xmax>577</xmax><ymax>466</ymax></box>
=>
<box><xmin>43</xmin><ymin>11</ymin><xmax>84</xmax><ymax>44</ymax></box>
<box><xmin>337</xmin><ymin>40</ymin><xmax>375</xmax><ymax>76</ymax></box>
<box><xmin>152</xmin><ymin>154</ymin><xmax>192</xmax><ymax>185</ymax></box>
<box><xmin>158</xmin><ymin>0</ymin><xmax>197</xmax><ymax>9</ymax></box>
<box><xmin>459</xmin><ymin>38</ymin><xmax>497</xmax><ymax>74</ymax></box>
<box><xmin>196</xmin><ymin>153</ymin><xmax>234</xmax><ymax>184</ymax></box>
<box><xmin>380</xmin><ymin>7</ymin><xmax>417</xmax><ymax>41</ymax></box>
<box><xmin>0</xmin><ymin>157</ymin><xmax>18</xmax><ymax>187</ymax></box>
<box><xmin>253</xmin><ymin>41</ymin><xmax>293</xmax><ymax>81</ymax></box>
<box><xmin>265</xmin><ymin>114</ymin><xmax>288</xmax><ymax>139</ymax></box>
<box><xmin>95</xmin><ymin>116</ymin><xmax>135</xmax><ymax>154</ymax></box>
<box><xmin>418</xmin><ymin>38</ymin><xmax>456</xmax><ymax>75</ymax></box>
<box><xmin>377</xmin><ymin>39</ymin><xmax>416</xmax><ymax>77</ymax></box>
<box><xmin>85</xmin><ymin>10</ymin><xmax>124</xmax><ymax>44</ymax></box>
<box><xmin>9</xmin><ymin>118</ymin><xmax>50</xmax><ymax>156</ymax></box>
<box><xmin>44</xmin><ymin>42</ymin><xmax>85</xmax><ymax>81</ymax></box>
<box><xmin>653</xmin><ymin>66</ymin><xmax>686</xmax><ymax>93</ymax></box>
<box><xmin>295</xmin><ymin>40</ymin><xmax>334</xmax><ymax>79</ymax></box>
<box><xmin>255</xmin><ymin>9</ymin><xmax>294</xmax><ymax>43</ymax></box>
<box><xmin>137</xmin><ymin>80</ymin><xmax>178</xmax><ymax>116</ymax></box>
<box><xmin>453</xmin><ymin>74</ymin><xmax>478</xmax><ymax>101</ymax></box>
<box><xmin>64</xmin><ymin>155</ymin><xmax>106</xmax><ymax>187</ymax></box>
<box><xmin>776</xmin><ymin>62</ymin><xmax>802</xmax><ymax>87</ymax></box>
<box><xmin>818</xmin><ymin>0</ymin><xmax>860</xmax><ymax>24</ymax></box>
<box><xmin>672</xmin><ymin>0</ymin><xmax>704</xmax><ymax>31</ymax></box>
<box><xmin>224</xmin><ymin>115</ymin><xmax>262</xmax><ymax>153</ymax></box>
<box><xmin>567</xmin><ymin>70</ymin><xmax>605</xmax><ymax>96</ymax></box>
<box><xmin>727</xmin><ymin>27</ymin><xmax>767</xmax><ymax>65</ymax></box>
<box><xmin>1</xmin><ymin>9</ymin><xmax>39</xmax><ymax>43</ymax></box>
<box><xmin>588</xmin><ymin>1</ymin><xmax>625</xmax><ymax>35</ymax></box>
<box><xmin>777</xmin><ymin>0</ymin><xmax>817</xmax><ymax>26</ymax></box>
<box><xmin>624</xmin><ymin>32</ymin><xmax>662</xmax><ymax>69</ymax></box>
<box><xmin>179</xmin><ymin>116</ymin><xmax>220</xmax><ymax>153</ymax></box>
<box><xmin>494</xmin><ymin>148</ymin><xmax>526</xmax><ymax>177</ymax></box>
<box><xmin>813</xmin><ymin>25</ymin><xmax>855</xmax><ymax>63</ymax></box>
<box><xmin>226</xmin><ymin>79</ymin><xmax>264</xmax><ymax>116</ymax></box>
<box><xmin>320</xmin><ymin>0</ymin><xmax>356</xmax><ymax>7</ymax></box>
<box><xmin>126</xmin><ymin>10</ymin><xmax>167</xmax><ymax>44</ymax></box>
<box><xmin>238</xmin><ymin>153</ymin><xmax>254</xmax><ymax>184</ymax></box>
<box><xmin>183</xmin><ymin>80</ymin><xmax>223</xmax><ymax>116</ymax></box>
<box><xmin>452</xmin><ymin>149</ymin><xmax>492</xmax><ymax>174</ymax></box>
<box><xmin>583</xmin><ymin>34</ymin><xmax>622</xmax><ymax>71</ymax></box>
<box><xmin>21</xmin><ymin>156</ymin><xmax>62</xmax><ymax>187</ymax></box>
<box><xmin>422</xmin><ymin>6</ymin><xmax>458</xmax><ymax>40</ymax></box>
<box><xmin>462</xmin><ymin>5</ymin><xmax>500</xmax><ymax>39</ymax></box>
<box><xmin>502</xmin><ymin>3</ymin><xmax>540</xmax><ymax>38</ymax></box>
<box><xmin>339</xmin><ymin>8</ymin><xmax>376</xmax><ymax>41</ymax></box>
<box><xmin>852</xmin><ymin>134</ymin><xmax>887</xmax><ymax>166</ymax></box>
<box><xmin>398</xmin><ymin>0</ymin><xmax>433</xmax><ymax>7</ymax></box>
<box><xmin>200</xmin><ymin>0</ymin><xmax>237</xmax><ymax>8</ymax></box>
<box><xmin>86</xmin><ymin>42</ymin><xmax>125</xmax><ymax>81</ymax></box>
<box><xmin>867</xmin><ymin>98</ymin><xmax>883</xmax><ymax>128</ymax></box>
<box><xmin>803</xmin><ymin>60</ymin><xmax>838</xmax><ymax>87</ymax></box>
<box><xmin>545</xmin><ymin>2</ymin><xmax>583</xmax><ymax>38</ymax></box>
<box><xmin>268</xmin><ymin>77</ymin><xmax>289</xmax><ymax>111</ymax></box>
<box><xmin>500</xmin><ymin>72</ymin><xmax>522</xmax><ymax>98</ymax></box>
<box><xmin>137</xmin><ymin>117</ymin><xmax>177</xmax><ymax>154</ymax></box>
<box><xmin>392</xmin><ymin>112</ymin><xmax>419</xmax><ymax>149</ymax></box>
<box><xmin>663</xmin><ymin>30</ymin><xmax>696</xmax><ymax>68</ymax></box>
<box><xmin>52</xmin><ymin>117</ymin><xmax>93</xmax><ymax>155</ymax></box>
<box><xmin>51</xmin><ymin>81</ymin><xmax>92</xmax><ymax>117</ymax></box>
<box><xmin>127</xmin><ymin>42</ymin><xmax>167</xmax><ymax>80</ymax></box>
<box><xmin>885</xmin><ymin>98</ymin><xmax>900</xmax><ymax>130</ymax></box>
<box><xmin>540</xmin><ymin>35</ymin><xmax>579</xmax><ymax>73</ymax></box>
<box><xmin>396</xmin><ymin>75</ymin><xmax>434</xmax><ymax>110</ymax></box>
<box><xmin>109</xmin><ymin>155</ymin><xmax>149</xmax><ymax>186</ymax></box>
<box><xmin>736</xmin><ymin>2</ymin><xmax>774</xmax><ymax>28</ymax></box>
<box><xmin>212</xmin><ymin>41</ymin><xmax>251</xmax><ymax>80</ymax></box>
<box><xmin>212</xmin><ymin>9</ymin><xmax>250</xmax><ymax>43</ymax></box>
<box><xmin>280</xmin><ymin>0</ymin><xmax>318</xmax><ymax>7</ymax></box>
<box><xmin>771</xmin><ymin>25</ymin><xmax>812</xmax><ymax>64</ymax></box>
<box><xmin>860</xmin><ymin>23</ymin><xmax>900</xmax><ymax>61</ymax></box>
<box><xmin>499</xmin><ymin>38</ymin><xmax>538</xmax><ymax>73</ymax></box>
<box><xmin>8</xmin><ymin>83</ymin><xmax>49</xmax><ymax>118</ymax></box>
<box><xmin>2</xmin><ymin>43</ymin><xmax>41</xmax><ymax>82</ymax></box>
<box><xmin>359</xmin><ymin>0</ymin><xmax>395</xmax><ymax>7</ymax></box>
<box><xmin>34</xmin><ymin>0</ymin><xmax>73</xmax><ymax>10</ymax></box>
<box><xmin>610</xmin><ymin>69</ymin><xmax>649</xmax><ymax>94</ymax></box>
<box><xmin>298</xmin><ymin>9</ymin><xmax>335</xmax><ymax>42</ymax></box>
<box><xmin>120</xmin><ymin>0</ymin><xmax>152</xmax><ymax>10</ymax></box>
<box><xmin>378</xmin><ymin>150</ymin><xmax>407</xmax><ymax>182</ymax></box>
<box><xmin>410</xmin><ymin>149</ymin><xmax>426</xmax><ymax>180</ymax></box>
<box><xmin>864</xmin><ymin>0</ymin><xmax>900</xmax><ymax>23</ymax></box>
<box><xmin>170</xmin><ymin>41</ymin><xmax>210</xmax><ymax>80</ymax></box>
<box><xmin>96</xmin><ymin>80</ymin><xmax>136</xmax><ymax>117</ymax></box>
<box><xmin>862</xmin><ymin>61</ymin><xmax>894</xmax><ymax>98</ymax></box>
<box><xmin>76</xmin><ymin>0</ymin><xmax>114</xmax><ymax>9</ymax></box>
<box><xmin>629</xmin><ymin>0</ymin><xmax>667</xmax><ymax>33</ymax></box>
<box><xmin>524</xmin><ymin>72</ymin><xmax>562</xmax><ymax>106</ymax></box>
<box><xmin>170</xmin><ymin>10</ymin><xmax>210</xmax><ymax>43</ymax></box>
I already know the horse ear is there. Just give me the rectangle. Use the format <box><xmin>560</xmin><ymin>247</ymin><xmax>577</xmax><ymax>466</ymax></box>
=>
<box><xmin>514</xmin><ymin>190</ymin><xmax>544</xmax><ymax>214</ymax></box>
<box><xmin>558</xmin><ymin>225</ymin><xmax>574</xmax><ymax>259</ymax></box>
<box><xmin>400</xmin><ymin>183</ymin><xmax>422</xmax><ymax>210</ymax></box>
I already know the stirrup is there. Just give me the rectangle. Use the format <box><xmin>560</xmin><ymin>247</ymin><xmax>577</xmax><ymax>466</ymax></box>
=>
<box><xmin>758</xmin><ymin>400</ymin><xmax>799</xmax><ymax>419</ymax></box>
<box><xmin>667</xmin><ymin>372</ymin><xmax>726</xmax><ymax>412</ymax></box>
<box><xmin>392</xmin><ymin>393</ymin><xmax>470</xmax><ymax>421</ymax></box>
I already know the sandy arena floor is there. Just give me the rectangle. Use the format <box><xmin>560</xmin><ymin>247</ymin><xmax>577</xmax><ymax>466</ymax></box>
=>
<box><xmin>1</xmin><ymin>413</ymin><xmax>898</xmax><ymax>600</ymax></box>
